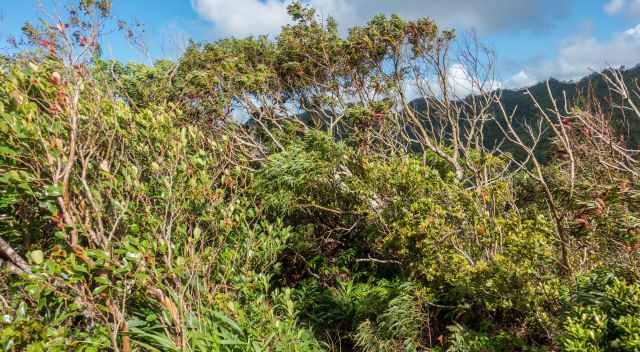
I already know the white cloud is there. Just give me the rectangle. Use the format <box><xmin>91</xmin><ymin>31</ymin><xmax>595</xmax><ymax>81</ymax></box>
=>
<box><xmin>192</xmin><ymin>0</ymin><xmax>571</xmax><ymax>38</ymax></box>
<box><xmin>506</xmin><ymin>24</ymin><xmax>640</xmax><ymax>88</ymax></box>
<box><xmin>406</xmin><ymin>63</ymin><xmax>502</xmax><ymax>99</ymax></box>
<box><xmin>605</xmin><ymin>0</ymin><xmax>626</xmax><ymax>15</ymax></box>
<box><xmin>603</xmin><ymin>0</ymin><xmax>640</xmax><ymax>16</ymax></box>
<box><xmin>191</xmin><ymin>0</ymin><xmax>292</xmax><ymax>37</ymax></box>
<box><xmin>504</xmin><ymin>71</ymin><xmax>536</xmax><ymax>89</ymax></box>
<box><xmin>447</xmin><ymin>63</ymin><xmax>502</xmax><ymax>97</ymax></box>
<box><xmin>625</xmin><ymin>23</ymin><xmax>640</xmax><ymax>39</ymax></box>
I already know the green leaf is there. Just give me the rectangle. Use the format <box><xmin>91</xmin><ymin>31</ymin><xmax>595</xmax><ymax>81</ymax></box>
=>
<box><xmin>45</xmin><ymin>184</ymin><xmax>63</xmax><ymax>198</ymax></box>
<box><xmin>29</xmin><ymin>250</ymin><xmax>44</xmax><ymax>265</ymax></box>
<box><xmin>92</xmin><ymin>285</ymin><xmax>108</xmax><ymax>295</ymax></box>
<box><xmin>0</xmin><ymin>145</ymin><xmax>17</xmax><ymax>157</ymax></box>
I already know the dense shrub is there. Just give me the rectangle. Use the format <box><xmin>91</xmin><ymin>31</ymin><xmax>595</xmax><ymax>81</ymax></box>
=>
<box><xmin>1</xmin><ymin>1</ymin><xmax>640</xmax><ymax>351</ymax></box>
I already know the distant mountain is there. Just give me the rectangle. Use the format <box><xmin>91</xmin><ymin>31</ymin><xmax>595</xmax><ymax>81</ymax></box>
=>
<box><xmin>411</xmin><ymin>65</ymin><xmax>640</xmax><ymax>162</ymax></box>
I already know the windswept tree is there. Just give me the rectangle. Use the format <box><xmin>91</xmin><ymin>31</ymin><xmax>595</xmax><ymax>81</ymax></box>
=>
<box><xmin>174</xmin><ymin>4</ymin><xmax>506</xmax><ymax>185</ymax></box>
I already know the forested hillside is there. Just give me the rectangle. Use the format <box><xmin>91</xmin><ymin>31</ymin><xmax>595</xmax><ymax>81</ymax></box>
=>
<box><xmin>410</xmin><ymin>65</ymin><xmax>640</xmax><ymax>162</ymax></box>
<box><xmin>1</xmin><ymin>1</ymin><xmax>640</xmax><ymax>351</ymax></box>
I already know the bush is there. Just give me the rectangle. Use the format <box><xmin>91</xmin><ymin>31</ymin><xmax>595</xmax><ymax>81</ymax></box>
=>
<box><xmin>561</xmin><ymin>275</ymin><xmax>640</xmax><ymax>352</ymax></box>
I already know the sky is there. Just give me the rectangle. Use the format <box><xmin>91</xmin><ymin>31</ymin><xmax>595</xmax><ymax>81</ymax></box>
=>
<box><xmin>1</xmin><ymin>0</ymin><xmax>640</xmax><ymax>89</ymax></box>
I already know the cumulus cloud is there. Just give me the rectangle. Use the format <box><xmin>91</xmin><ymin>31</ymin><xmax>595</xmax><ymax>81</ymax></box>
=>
<box><xmin>504</xmin><ymin>71</ymin><xmax>536</xmax><ymax>89</ymax></box>
<box><xmin>319</xmin><ymin>0</ymin><xmax>569</xmax><ymax>34</ymax></box>
<box><xmin>404</xmin><ymin>64</ymin><xmax>502</xmax><ymax>100</ymax></box>
<box><xmin>505</xmin><ymin>24</ymin><xmax>640</xmax><ymax>88</ymax></box>
<box><xmin>446</xmin><ymin>63</ymin><xmax>502</xmax><ymax>97</ymax></box>
<box><xmin>191</xmin><ymin>0</ymin><xmax>292</xmax><ymax>37</ymax></box>
<box><xmin>605</xmin><ymin>0</ymin><xmax>626</xmax><ymax>15</ymax></box>
<box><xmin>603</xmin><ymin>0</ymin><xmax>640</xmax><ymax>16</ymax></box>
<box><xmin>192</xmin><ymin>0</ymin><xmax>571</xmax><ymax>38</ymax></box>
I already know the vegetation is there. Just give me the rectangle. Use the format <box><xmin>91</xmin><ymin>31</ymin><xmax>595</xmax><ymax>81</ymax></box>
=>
<box><xmin>1</xmin><ymin>1</ymin><xmax>639</xmax><ymax>351</ymax></box>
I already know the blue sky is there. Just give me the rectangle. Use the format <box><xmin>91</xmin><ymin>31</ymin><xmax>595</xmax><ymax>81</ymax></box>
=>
<box><xmin>1</xmin><ymin>0</ymin><xmax>639</xmax><ymax>88</ymax></box>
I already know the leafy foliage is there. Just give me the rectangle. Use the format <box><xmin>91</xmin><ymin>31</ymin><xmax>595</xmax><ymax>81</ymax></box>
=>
<box><xmin>1</xmin><ymin>1</ymin><xmax>640</xmax><ymax>351</ymax></box>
